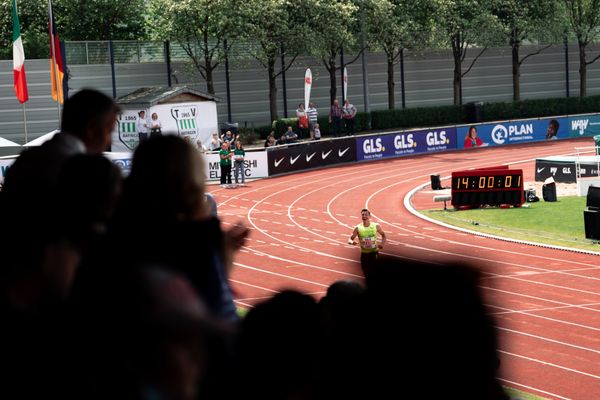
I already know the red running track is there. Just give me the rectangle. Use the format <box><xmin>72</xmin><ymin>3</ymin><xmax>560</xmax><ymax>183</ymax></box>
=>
<box><xmin>214</xmin><ymin>137</ymin><xmax>600</xmax><ymax>400</ymax></box>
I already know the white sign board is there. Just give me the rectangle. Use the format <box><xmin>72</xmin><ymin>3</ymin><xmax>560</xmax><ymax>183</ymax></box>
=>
<box><xmin>204</xmin><ymin>150</ymin><xmax>269</xmax><ymax>182</ymax></box>
<box><xmin>112</xmin><ymin>101</ymin><xmax>219</xmax><ymax>152</ymax></box>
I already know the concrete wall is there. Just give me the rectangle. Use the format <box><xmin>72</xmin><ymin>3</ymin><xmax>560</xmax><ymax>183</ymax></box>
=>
<box><xmin>1</xmin><ymin>43</ymin><xmax>598</xmax><ymax>145</ymax></box>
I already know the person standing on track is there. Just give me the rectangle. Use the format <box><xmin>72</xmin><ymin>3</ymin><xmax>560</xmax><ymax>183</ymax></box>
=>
<box><xmin>348</xmin><ymin>209</ymin><xmax>386</xmax><ymax>278</ymax></box>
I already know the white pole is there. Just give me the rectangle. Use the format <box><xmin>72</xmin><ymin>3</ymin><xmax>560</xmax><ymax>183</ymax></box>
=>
<box><xmin>22</xmin><ymin>103</ymin><xmax>28</xmax><ymax>144</ymax></box>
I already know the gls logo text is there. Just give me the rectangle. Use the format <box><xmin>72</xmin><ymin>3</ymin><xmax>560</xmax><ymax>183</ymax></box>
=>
<box><xmin>394</xmin><ymin>134</ymin><xmax>415</xmax><ymax>150</ymax></box>
<box><xmin>571</xmin><ymin>119</ymin><xmax>589</xmax><ymax>135</ymax></box>
<box><xmin>363</xmin><ymin>138</ymin><xmax>384</xmax><ymax>154</ymax></box>
<box><xmin>491</xmin><ymin>123</ymin><xmax>533</xmax><ymax>144</ymax></box>
<box><xmin>426</xmin><ymin>130</ymin><xmax>448</xmax><ymax>146</ymax></box>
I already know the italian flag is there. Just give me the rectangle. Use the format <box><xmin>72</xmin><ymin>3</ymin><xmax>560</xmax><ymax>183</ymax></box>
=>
<box><xmin>12</xmin><ymin>0</ymin><xmax>28</xmax><ymax>104</ymax></box>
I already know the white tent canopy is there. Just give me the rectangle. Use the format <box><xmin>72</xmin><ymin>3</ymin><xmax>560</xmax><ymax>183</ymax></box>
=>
<box><xmin>0</xmin><ymin>137</ymin><xmax>21</xmax><ymax>147</ymax></box>
<box><xmin>23</xmin><ymin>130</ymin><xmax>59</xmax><ymax>147</ymax></box>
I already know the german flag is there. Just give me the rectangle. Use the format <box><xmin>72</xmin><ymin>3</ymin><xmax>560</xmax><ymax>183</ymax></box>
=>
<box><xmin>48</xmin><ymin>0</ymin><xmax>63</xmax><ymax>104</ymax></box>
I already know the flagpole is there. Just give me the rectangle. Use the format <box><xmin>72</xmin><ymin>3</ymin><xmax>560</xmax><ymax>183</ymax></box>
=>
<box><xmin>22</xmin><ymin>103</ymin><xmax>28</xmax><ymax>144</ymax></box>
<box><xmin>48</xmin><ymin>0</ymin><xmax>61</xmax><ymax>126</ymax></box>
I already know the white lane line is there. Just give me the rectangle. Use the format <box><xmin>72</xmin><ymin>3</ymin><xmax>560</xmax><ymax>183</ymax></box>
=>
<box><xmin>482</xmin><ymin>285</ymin><xmax>600</xmax><ymax>314</ymax></box>
<box><xmin>499</xmin><ymin>350</ymin><xmax>600</xmax><ymax>380</ymax></box>
<box><xmin>497</xmin><ymin>326</ymin><xmax>600</xmax><ymax>355</ymax></box>
<box><xmin>230</xmin><ymin>279</ymin><xmax>279</xmax><ymax>293</ymax></box>
<box><xmin>234</xmin><ymin>262</ymin><xmax>329</xmax><ymax>287</ymax></box>
<box><xmin>497</xmin><ymin>378</ymin><xmax>571</xmax><ymax>400</ymax></box>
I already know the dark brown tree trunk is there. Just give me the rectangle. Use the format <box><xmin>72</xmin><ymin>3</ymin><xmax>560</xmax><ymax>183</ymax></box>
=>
<box><xmin>268</xmin><ymin>58</ymin><xmax>278</xmax><ymax>122</ymax></box>
<box><xmin>451</xmin><ymin>33</ymin><xmax>462</xmax><ymax>105</ymax></box>
<box><xmin>512</xmin><ymin>42</ymin><xmax>520</xmax><ymax>101</ymax></box>
<box><xmin>387</xmin><ymin>53</ymin><xmax>395</xmax><ymax>109</ymax></box>
<box><xmin>329</xmin><ymin>58</ymin><xmax>337</xmax><ymax>105</ymax></box>
<box><xmin>579</xmin><ymin>41</ymin><xmax>587</xmax><ymax>97</ymax></box>
<box><xmin>205</xmin><ymin>63</ymin><xmax>215</xmax><ymax>95</ymax></box>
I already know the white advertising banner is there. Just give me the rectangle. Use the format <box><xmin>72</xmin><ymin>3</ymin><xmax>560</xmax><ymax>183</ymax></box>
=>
<box><xmin>304</xmin><ymin>68</ymin><xmax>312</xmax><ymax>110</ymax></box>
<box><xmin>0</xmin><ymin>156</ymin><xmax>17</xmax><ymax>184</ymax></box>
<box><xmin>204</xmin><ymin>150</ymin><xmax>269</xmax><ymax>182</ymax></box>
<box><xmin>111</xmin><ymin>101</ymin><xmax>219</xmax><ymax>152</ymax></box>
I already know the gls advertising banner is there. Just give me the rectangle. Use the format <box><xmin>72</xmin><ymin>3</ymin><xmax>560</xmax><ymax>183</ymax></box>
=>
<box><xmin>457</xmin><ymin>117</ymin><xmax>569</xmax><ymax>149</ymax></box>
<box><xmin>568</xmin><ymin>114</ymin><xmax>600</xmax><ymax>138</ymax></box>
<box><xmin>267</xmin><ymin>138</ymin><xmax>356</xmax><ymax>175</ymax></box>
<box><xmin>356</xmin><ymin>128</ymin><xmax>457</xmax><ymax>161</ymax></box>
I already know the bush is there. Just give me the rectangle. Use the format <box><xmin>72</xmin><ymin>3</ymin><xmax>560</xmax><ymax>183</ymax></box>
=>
<box><xmin>270</xmin><ymin>94</ymin><xmax>600</xmax><ymax>136</ymax></box>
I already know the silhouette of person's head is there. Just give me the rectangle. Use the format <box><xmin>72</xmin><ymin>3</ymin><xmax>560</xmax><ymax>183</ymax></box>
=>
<box><xmin>61</xmin><ymin>89</ymin><xmax>120</xmax><ymax>153</ymax></box>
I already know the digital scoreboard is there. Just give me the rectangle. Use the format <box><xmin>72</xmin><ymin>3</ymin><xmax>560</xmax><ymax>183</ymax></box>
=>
<box><xmin>451</xmin><ymin>166</ymin><xmax>524</xmax><ymax>207</ymax></box>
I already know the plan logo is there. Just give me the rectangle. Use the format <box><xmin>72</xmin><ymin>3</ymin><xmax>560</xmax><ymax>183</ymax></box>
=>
<box><xmin>491</xmin><ymin>123</ymin><xmax>533</xmax><ymax>144</ymax></box>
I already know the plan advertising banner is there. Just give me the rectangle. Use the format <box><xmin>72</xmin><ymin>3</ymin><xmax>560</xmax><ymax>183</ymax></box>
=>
<box><xmin>456</xmin><ymin>117</ymin><xmax>569</xmax><ymax>149</ymax></box>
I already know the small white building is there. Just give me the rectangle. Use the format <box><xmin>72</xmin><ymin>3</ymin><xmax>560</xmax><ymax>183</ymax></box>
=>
<box><xmin>112</xmin><ymin>86</ymin><xmax>220</xmax><ymax>152</ymax></box>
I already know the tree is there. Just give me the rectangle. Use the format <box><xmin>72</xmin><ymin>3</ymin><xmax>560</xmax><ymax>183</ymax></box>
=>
<box><xmin>309</xmin><ymin>0</ymin><xmax>361</xmax><ymax>106</ymax></box>
<box><xmin>369</xmin><ymin>0</ymin><xmax>437</xmax><ymax>109</ymax></box>
<box><xmin>243</xmin><ymin>0</ymin><xmax>311</xmax><ymax>121</ymax></box>
<box><xmin>147</xmin><ymin>0</ymin><xmax>242</xmax><ymax>95</ymax></box>
<box><xmin>564</xmin><ymin>0</ymin><xmax>600</xmax><ymax>97</ymax></box>
<box><xmin>0</xmin><ymin>0</ymin><xmax>48</xmax><ymax>59</ymax></box>
<box><xmin>492</xmin><ymin>0</ymin><xmax>563</xmax><ymax>100</ymax></box>
<box><xmin>434</xmin><ymin>0</ymin><xmax>499</xmax><ymax>105</ymax></box>
<box><xmin>53</xmin><ymin>0</ymin><xmax>147</xmax><ymax>40</ymax></box>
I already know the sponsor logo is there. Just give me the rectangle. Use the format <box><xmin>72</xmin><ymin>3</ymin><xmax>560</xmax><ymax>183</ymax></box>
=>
<box><xmin>274</xmin><ymin>157</ymin><xmax>284</xmax><ymax>167</ymax></box>
<box><xmin>550</xmin><ymin>167</ymin><xmax>557</xmax><ymax>175</ymax></box>
<box><xmin>562</xmin><ymin>167</ymin><xmax>571</xmax><ymax>174</ymax></box>
<box><xmin>290</xmin><ymin>155</ymin><xmax>300</xmax><ymax>165</ymax></box>
<box><xmin>491</xmin><ymin>123</ymin><xmax>533</xmax><ymax>145</ymax></box>
<box><xmin>581</xmin><ymin>168</ymin><xmax>587</xmax><ymax>174</ymax></box>
<box><xmin>306</xmin><ymin>152</ymin><xmax>316</xmax><ymax>162</ymax></box>
<box><xmin>394</xmin><ymin>134</ymin><xmax>415</xmax><ymax>150</ymax></box>
<box><xmin>171</xmin><ymin>105</ymin><xmax>199</xmax><ymax>140</ymax></box>
<box><xmin>338</xmin><ymin>147</ymin><xmax>350</xmax><ymax>157</ymax></box>
<box><xmin>322</xmin><ymin>150</ymin><xmax>333</xmax><ymax>159</ymax></box>
<box><xmin>426</xmin><ymin>130</ymin><xmax>449</xmax><ymax>146</ymax></box>
<box><xmin>571</xmin><ymin>119</ymin><xmax>589</xmax><ymax>135</ymax></box>
<box><xmin>117</xmin><ymin>113</ymin><xmax>139</xmax><ymax>151</ymax></box>
<box><xmin>536</xmin><ymin>167</ymin><xmax>545</xmax><ymax>173</ymax></box>
<box><xmin>362</xmin><ymin>138</ymin><xmax>384</xmax><ymax>154</ymax></box>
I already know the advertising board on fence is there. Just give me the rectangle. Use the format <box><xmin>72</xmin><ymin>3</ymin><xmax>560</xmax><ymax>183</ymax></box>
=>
<box><xmin>267</xmin><ymin>138</ymin><xmax>356</xmax><ymax>175</ymax></box>
<box><xmin>568</xmin><ymin>114</ymin><xmax>600</xmax><ymax>138</ymax></box>
<box><xmin>205</xmin><ymin>150</ymin><xmax>269</xmax><ymax>181</ymax></box>
<box><xmin>356</xmin><ymin>127</ymin><xmax>457</xmax><ymax>161</ymax></box>
<box><xmin>457</xmin><ymin>117</ymin><xmax>569</xmax><ymax>149</ymax></box>
<box><xmin>0</xmin><ymin>157</ymin><xmax>16</xmax><ymax>184</ymax></box>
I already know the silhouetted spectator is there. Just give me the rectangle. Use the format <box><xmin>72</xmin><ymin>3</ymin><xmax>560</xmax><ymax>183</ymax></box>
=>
<box><xmin>236</xmin><ymin>291</ymin><xmax>320</xmax><ymax>399</ymax></box>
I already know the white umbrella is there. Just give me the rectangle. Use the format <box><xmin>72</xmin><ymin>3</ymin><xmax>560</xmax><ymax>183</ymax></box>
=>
<box><xmin>23</xmin><ymin>130</ymin><xmax>59</xmax><ymax>147</ymax></box>
<box><xmin>0</xmin><ymin>137</ymin><xmax>21</xmax><ymax>147</ymax></box>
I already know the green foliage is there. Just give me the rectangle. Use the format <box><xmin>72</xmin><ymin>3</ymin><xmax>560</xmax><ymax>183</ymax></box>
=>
<box><xmin>0</xmin><ymin>0</ymin><xmax>49</xmax><ymax>59</ymax></box>
<box><xmin>370</xmin><ymin>105</ymin><xmax>464</xmax><ymax>130</ymax></box>
<box><xmin>53</xmin><ymin>0</ymin><xmax>148</xmax><ymax>40</ymax></box>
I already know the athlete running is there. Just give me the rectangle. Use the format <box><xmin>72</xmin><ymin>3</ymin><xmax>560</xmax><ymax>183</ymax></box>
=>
<box><xmin>348</xmin><ymin>208</ymin><xmax>386</xmax><ymax>278</ymax></box>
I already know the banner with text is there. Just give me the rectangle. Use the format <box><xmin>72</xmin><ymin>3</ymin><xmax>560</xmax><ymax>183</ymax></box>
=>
<box><xmin>356</xmin><ymin>127</ymin><xmax>457</xmax><ymax>161</ymax></box>
<box><xmin>568</xmin><ymin>114</ymin><xmax>600</xmax><ymax>138</ymax></box>
<box><xmin>205</xmin><ymin>150</ymin><xmax>268</xmax><ymax>181</ymax></box>
<box><xmin>457</xmin><ymin>117</ymin><xmax>569</xmax><ymax>149</ymax></box>
<box><xmin>267</xmin><ymin>138</ymin><xmax>356</xmax><ymax>175</ymax></box>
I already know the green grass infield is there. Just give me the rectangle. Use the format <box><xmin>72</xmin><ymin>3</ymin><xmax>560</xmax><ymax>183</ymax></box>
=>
<box><xmin>422</xmin><ymin>196</ymin><xmax>600</xmax><ymax>253</ymax></box>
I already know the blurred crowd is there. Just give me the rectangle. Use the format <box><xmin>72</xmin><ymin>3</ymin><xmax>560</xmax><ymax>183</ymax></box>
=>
<box><xmin>0</xmin><ymin>89</ymin><xmax>507</xmax><ymax>400</ymax></box>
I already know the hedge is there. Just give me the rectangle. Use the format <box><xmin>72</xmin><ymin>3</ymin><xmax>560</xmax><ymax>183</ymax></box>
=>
<box><xmin>268</xmin><ymin>94</ymin><xmax>600</xmax><ymax>137</ymax></box>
